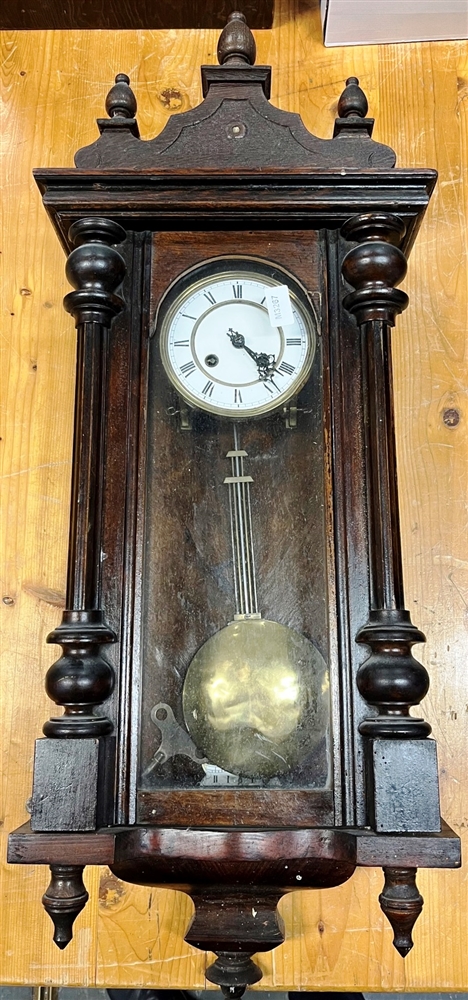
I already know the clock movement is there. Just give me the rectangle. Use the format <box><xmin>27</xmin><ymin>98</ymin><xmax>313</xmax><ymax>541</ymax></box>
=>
<box><xmin>8</xmin><ymin>12</ymin><xmax>460</xmax><ymax>994</ymax></box>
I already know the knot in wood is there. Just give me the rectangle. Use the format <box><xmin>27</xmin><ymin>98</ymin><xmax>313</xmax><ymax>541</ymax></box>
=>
<box><xmin>338</xmin><ymin>76</ymin><xmax>368</xmax><ymax>119</ymax></box>
<box><xmin>217</xmin><ymin>11</ymin><xmax>256</xmax><ymax>66</ymax></box>
<box><xmin>105</xmin><ymin>72</ymin><xmax>137</xmax><ymax>119</ymax></box>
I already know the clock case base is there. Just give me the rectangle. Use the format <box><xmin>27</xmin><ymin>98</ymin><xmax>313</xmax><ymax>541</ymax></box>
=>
<box><xmin>8</xmin><ymin>14</ymin><xmax>461</xmax><ymax>994</ymax></box>
<box><xmin>9</xmin><ymin>821</ymin><xmax>460</xmax><ymax>975</ymax></box>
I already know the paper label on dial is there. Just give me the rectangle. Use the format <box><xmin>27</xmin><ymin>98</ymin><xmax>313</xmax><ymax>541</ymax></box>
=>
<box><xmin>264</xmin><ymin>284</ymin><xmax>295</xmax><ymax>327</ymax></box>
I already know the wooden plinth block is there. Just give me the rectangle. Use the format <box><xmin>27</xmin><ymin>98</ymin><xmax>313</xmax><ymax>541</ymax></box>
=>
<box><xmin>368</xmin><ymin>738</ymin><xmax>441</xmax><ymax>833</ymax></box>
<box><xmin>31</xmin><ymin>736</ymin><xmax>115</xmax><ymax>832</ymax></box>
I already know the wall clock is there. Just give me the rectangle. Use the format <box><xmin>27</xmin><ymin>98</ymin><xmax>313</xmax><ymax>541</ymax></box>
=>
<box><xmin>8</xmin><ymin>12</ymin><xmax>460</xmax><ymax>995</ymax></box>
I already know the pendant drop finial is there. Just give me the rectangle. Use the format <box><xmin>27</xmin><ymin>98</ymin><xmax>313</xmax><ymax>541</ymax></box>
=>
<box><xmin>217</xmin><ymin>11</ymin><xmax>256</xmax><ymax>67</ymax></box>
<box><xmin>205</xmin><ymin>950</ymin><xmax>263</xmax><ymax>996</ymax></box>
<box><xmin>379</xmin><ymin>867</ymin><xmax>424</xmax><ymax>957</ymax></box>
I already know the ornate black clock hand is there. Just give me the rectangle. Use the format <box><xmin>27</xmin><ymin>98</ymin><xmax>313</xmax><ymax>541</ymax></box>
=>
<box><xmin>226</xmin><ymin>328</ymin><xmax>276</xmax><ymax>379</ymax></box>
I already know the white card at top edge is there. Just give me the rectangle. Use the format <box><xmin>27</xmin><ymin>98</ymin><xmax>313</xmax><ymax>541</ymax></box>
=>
<box><xmin>264</xmin><ymin>284</ymin><xmax>295</xmax><ymax>327</ymax></box>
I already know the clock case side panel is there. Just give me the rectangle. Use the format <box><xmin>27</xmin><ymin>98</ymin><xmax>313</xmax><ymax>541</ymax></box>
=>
<box><xmin>324</xmin><ymin>229</ymin><xmax>369</xmax><ymax>828</ymax></box>
<box><xmin>103</xmin><ymin>230</ymin><xmax>152</xmax><ymax>826</ymax></box>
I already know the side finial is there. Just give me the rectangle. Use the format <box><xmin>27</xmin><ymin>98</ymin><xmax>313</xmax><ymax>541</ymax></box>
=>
<box><xmin>334</xmin><ymin>76</ymin><xmax>374</xmax><ymax>140</ymax></box>
<box><xmin>337</xmin><ymin>76</ymin><xmax>368</xmax><ymax>119</ymax></box>
<box><xmin>217</xmin><ymin>12</ymin><xmax>256</xmax><ymax>66</ymax></box>
<box><xmin>105</xmin><ymin>73</ymin><xmax>137</xmax><ymax>120</ymax></box>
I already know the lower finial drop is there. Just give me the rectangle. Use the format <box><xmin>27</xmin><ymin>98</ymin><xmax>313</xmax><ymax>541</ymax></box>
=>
<box><xmin>379</xmin><ymin>866</ymin><xmax>423</xmax><ymax>956</ymax></box>
<box><xmin>42</xmin><ymin>864</ymin><xmax>89</xmax><ymax>949</ymax></box>
<box><xmin>206</xmin><ymin>951</ymin><xmax>262</xmax><ymax>996</ymax></box>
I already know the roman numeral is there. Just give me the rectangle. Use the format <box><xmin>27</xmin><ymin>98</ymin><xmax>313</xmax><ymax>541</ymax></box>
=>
<box><xmin>233</xmin><ymin>284</ymin><xmax>242</xmax><ymax>299</ymax></box>
<box><xmin>260</xmin><ymin>297</ymin><xmax>266</xmax><ymax>305</ymax></box>
<box><xmin>202</xmin><ymin>380</ymin><xmax>214</xmax><ymax>397</ymax></box>
<box><xmin>182</xmin><ymin>314</ymin><xmax>197</xmax><ymax>320</ymax></box>
<box><xmin>180</xmin><ymin>361</ymin><xmax>196</xmax><ymax>377</ymax></box>
<box><xmin>263</xmin><ymin>382</ymin><xmax>274</xmax><ymax>394</ymax></box>
<box><xmin>286</xmin><ymin>338</ymin><xmax>301</xmax><ymax>346</ymax></box>
<box><xmin>204</xmin><ymin>291</ymin><xmax>216</xmax><ymax>305</ymax></box>
<box><xmin>174</xmin><ymin>340</ymin><xmax>190</xmax><ymax>347</ymax></box>
<box><xmin>279</xmin><ymin>361</ymin><xmax>295</xmax><ymax>375</ymax></box>
<box><xmin>234</xmin><ymin>388</ymin><xmax>243</xmax><ymax>404</ymax></box>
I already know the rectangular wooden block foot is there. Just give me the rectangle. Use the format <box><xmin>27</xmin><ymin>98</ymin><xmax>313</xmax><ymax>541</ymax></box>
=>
<box><xmin>31</xmin><ymin>737</ymin><xmax>115</xmax><ymax>832</ymax></box>
<box><xmin>368</xmin><ymin>738</ymin><xmax>441</xmax><ymax>833</ymax></box>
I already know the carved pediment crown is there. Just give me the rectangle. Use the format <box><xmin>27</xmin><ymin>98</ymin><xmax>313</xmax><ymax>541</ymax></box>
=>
<box><xmin>74</xmin><ymin>11</ymin><xmax>396</xmax><ymax>171</ymax></box>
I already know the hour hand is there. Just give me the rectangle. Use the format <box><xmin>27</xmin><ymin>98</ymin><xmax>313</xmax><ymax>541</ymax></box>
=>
<box><xmin>227</xmin><ymin>329</ymin><xmax>246</xmax><ymax>350</ymax></box>
<box><xmin>226</xmin><ymin>328</ymin><xmax>276</xmax><ymax>379</ymax></box>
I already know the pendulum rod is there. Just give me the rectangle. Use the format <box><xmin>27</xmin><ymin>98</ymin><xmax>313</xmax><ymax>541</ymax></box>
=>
<box><xmin>224</xmin><ymin>424</ymin><xmax>259</xmax><ymax>618</ymax></box>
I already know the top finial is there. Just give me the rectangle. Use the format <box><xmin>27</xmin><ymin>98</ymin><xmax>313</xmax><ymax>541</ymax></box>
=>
<box><xmin>337</xmin><ymin>77</ymin><xmax>368</xmax><ymax>119</ymax></box>
<box><xmin>105</xmin><ymin>73</ymin><xmax>137</xmax><ymax>120</ymax></box>
<box><xmin>217</xmin><ymin>11</ymin><xmax>256</xmax><ymax>67</ymax></box>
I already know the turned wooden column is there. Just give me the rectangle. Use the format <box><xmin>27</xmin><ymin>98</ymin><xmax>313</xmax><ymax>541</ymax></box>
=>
<box><xmin>341</xmin><ymin>214</ymin><xmax>432</xmax><ymax>741</ymax></box>
<box><xmin>341</xmin><ymin>212</ymin><xmax>440</xmax><ymax>952</ymax></box>
<box><xmin>43</xmin><ymin>218</ymin><xmax>126</xmax><ymax>742</ymax></box>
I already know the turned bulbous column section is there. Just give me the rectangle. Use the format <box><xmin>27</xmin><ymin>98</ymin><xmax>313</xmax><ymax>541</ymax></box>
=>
<box><xmin>356</xmin><ymin>610</ymin><xmax>430</xmax><ymax>739</ymax></box>
<box><xmin>45</xmin><ymin>610</ymin><xmax>116</xmax><ymax>737</ymax></box>
<box><xmin>64</xmin><ymin>218</ymin><xmax>126</xmax><ymax>326</ymax></box>
<box><xmin>342</xmin><ymin>213</ymin><xmax>409</xmax><ymax>327</ymax></box>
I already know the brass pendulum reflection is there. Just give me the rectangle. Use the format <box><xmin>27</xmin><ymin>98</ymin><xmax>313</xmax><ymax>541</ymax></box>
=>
<box><xmin>182</xmin><ymin>426</ymin><xmax>328</xmax><ymax>779</ymax></box>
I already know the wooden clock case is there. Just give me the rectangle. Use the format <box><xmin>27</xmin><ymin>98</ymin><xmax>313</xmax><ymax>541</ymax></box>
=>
<box><xmin>8</xmin><ymin>13</ymin><xmax>460</xmax><ymax>995</ymax></box>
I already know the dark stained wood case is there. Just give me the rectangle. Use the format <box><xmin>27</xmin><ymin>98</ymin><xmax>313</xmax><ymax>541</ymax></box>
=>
<box><xmin>7</xmin><ymin>16</ymin><xmax>460</xmax><ymax>986</ymax></box>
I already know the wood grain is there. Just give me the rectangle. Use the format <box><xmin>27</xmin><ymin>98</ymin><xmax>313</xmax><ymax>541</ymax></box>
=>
<box><xmin>1</xmin><ymin>0</ymin><xmax>467</xmax><ymax>988</ymax></box>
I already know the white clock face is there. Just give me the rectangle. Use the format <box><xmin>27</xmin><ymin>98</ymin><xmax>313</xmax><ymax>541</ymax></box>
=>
<box><xmin>158</xmin><ymin>260</ymin><xmax>317</xmax><ymax>418</ymax></box>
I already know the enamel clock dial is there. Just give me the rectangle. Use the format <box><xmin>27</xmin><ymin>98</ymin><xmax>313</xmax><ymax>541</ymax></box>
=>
<box><xmin>158</xmin><ymin>256</ymin><xmax>317</xmax><ymax>418</ymax></box>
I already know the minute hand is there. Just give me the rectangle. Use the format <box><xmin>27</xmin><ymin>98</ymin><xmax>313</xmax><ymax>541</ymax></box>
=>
<box><xmin>226</xmin><ymin>329</ymin><xmax>276</xmax><ymax>380</ymax></box>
